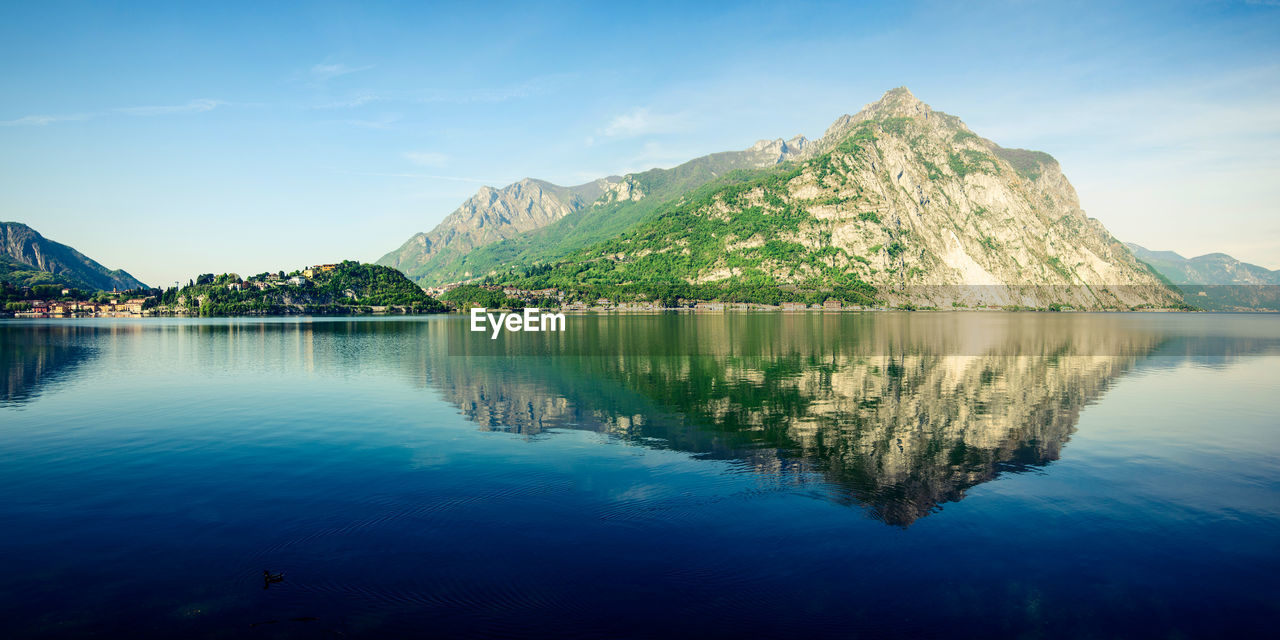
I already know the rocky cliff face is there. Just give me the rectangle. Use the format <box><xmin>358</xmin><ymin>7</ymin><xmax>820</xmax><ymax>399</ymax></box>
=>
<box><xmin>745</xmin><ymin>135</ymin><xmax>810</xmax><ymax>165</ymax></box>
<box><xmin>0</xmin><ymin>222</ymin><xmax>146</xmax><ymax>290</ymax></box>
<box><xmin>377</xmin><ymin>178</ymin><xmax>612</xmax><ymax>278</ymax></box>
<box><xmin>792</xmin><ymin>88</ymin><xmax>1180</xmax><ymax>307</ymax></box>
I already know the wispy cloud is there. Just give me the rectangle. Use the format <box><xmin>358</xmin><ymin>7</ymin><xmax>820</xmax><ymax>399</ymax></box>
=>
<box><xmin>331</xmin><ymin>168</ymin><xmax>506</xmax><ymax>184</ymax></box>
<box><xmin>0</xmin><ymin>112</ymin><xmax>94</xmax><ymax>126</ymax></box>
<box><xmin>342</xmin><ymin>113</ymin><xmax>402</xmax><ymax>129</ymax></box>
<box><xmin>116</xmin><ymin>99</ymin><xmax>226</xmax><ymax>116</ymax></box>
<box><xmin>310</xmin><ymin>63</ymin><xmax>374</xmax><ymax>82</ymax></box>
<box><xmin>601</xmin><ymin>107</ymin><xmax>688</xmax><ymax>138</ymax></box>
<box><xmin>311</xmin><ymin>74</ymin><xmax>575</xmax><ymax>110</ymax></box>
<box><xmin>416</xmin><ymin>84</ymin><xmax>535</xmax><ymax>105</ymax></box>
<box><xmin>314</xmin><ymin>91</ymin><xmax>387</xmax><ymax>109</ymax></box>
<box><xmin>402</xmin><ymin>151</ymin><xmax>449</xmax><ymax>167</ymax></box>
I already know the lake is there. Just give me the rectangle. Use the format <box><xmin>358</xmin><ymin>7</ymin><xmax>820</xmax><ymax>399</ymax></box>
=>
<box><xmin>2</xmin><ymin>313</ymin><xmax>1278</xmax><ymax>638</ymax></box>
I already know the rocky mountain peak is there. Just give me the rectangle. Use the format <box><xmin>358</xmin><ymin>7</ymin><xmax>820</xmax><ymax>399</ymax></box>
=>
<box><xmin>748</xmin><ymin>135</ymin><xmax>810</xmax><ymax>163</ymax></box>
<box><xmin>820</xmin><ymin>86</ymin><xmax>944</xmax><ymax>144</ymax></box>
<box><xmin>866</xmin><ymin>86</ymin><xmax>927</xmax><ymax>116</ymax></box>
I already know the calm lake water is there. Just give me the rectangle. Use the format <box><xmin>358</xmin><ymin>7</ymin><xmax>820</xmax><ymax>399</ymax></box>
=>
<box><xmin>2</xmin><ymin>313</ymin><xmax>1278</xmax><ymax>638</ymax></box>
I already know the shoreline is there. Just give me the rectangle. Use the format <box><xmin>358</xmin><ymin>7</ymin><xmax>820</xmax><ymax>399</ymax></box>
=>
<box><xmin>6</xmin><ymin>307</ymin><xmax>1275</xmax><ymax>320</ymax></box>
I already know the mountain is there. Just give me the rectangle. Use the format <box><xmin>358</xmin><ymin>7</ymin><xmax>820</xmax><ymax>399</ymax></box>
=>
<box><xmin>492</xmin><ymin>88</ymin><xmax>1180</xmax><ymax>310</ymax></box>
<box><xmin>1126</xmin><ymin>243</ymin><xmax>1280</xmax><ymax>311</ymax></box>
<box><xmin>0</xmin><ymin>222</ymin><xmax>147</xmax><ymax>291</ymax></box>
<box><xmin>378</xmin><ymin>178</ymin><xmax>612</xmax><ymax>283</ymax></box>
<box><xmin>378</xmin><ymin>136</ymin><xmax>812</xmax><ymax>285</ymax></box>
<box><xmin>1125</xmin><ymin>243</ymin><xmax>1280</xmax><ymax>285</ymax></box>
<box><xmin>416</xmin><ymin>313</ymin><xmax>1163</xmax><ymax>526</ymax></box>
<box><xmin>167</xmin><ymin>261</ymin><xmax>445</xmax><ymax>316</ymax></box>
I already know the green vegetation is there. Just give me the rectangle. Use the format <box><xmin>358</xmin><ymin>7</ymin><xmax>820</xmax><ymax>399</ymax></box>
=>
<box><xmin>878</xmin><ymin>116</ymin><xmax>913</xmax><ymax>137</ymax></box>
<box><xmin>1046</xmin><ymin>256</ymin><xmax>1073</xmax><ymax>280</ymax></box>
<box><xmin>469</xmin><ymin>131</ymin><xmax>885</xmax><ymax>307</ymax></box>
<box><xmin>439</xmin><ymin>285</ymin><xmax>526</xmax><ymax>310</ymax></box>
<box><xmin>992</xmin><ymin>147</ymin><xmax>1056</xmax><ymax>181</ymax></box>
<box><xmin>0</xmin><ymin>272</ymin><xmax>89</xmax><ymax>302</ymax></box>
<box><xmin>0</xmin><ymin>255</ymin><xmax>92</xmax><ymax>292</ymax></box>
<box><xmin>166</xmin><ymin>261</ymin><xmax>446</xmax><ymax>316</ymax></box>
<box><xmin>947</xmin><ymin>149</ymin><xmax>999</xmax><ymax>179</ymax></box>
<box><xmin>1</xmin><ymin>222</ymin><xmax>146</xmax><ymax>291</ymax></box>
<box><xmin>402</xmin><ymin>147</ymin><xmax>822</xmax><ymax>286</ymax></box>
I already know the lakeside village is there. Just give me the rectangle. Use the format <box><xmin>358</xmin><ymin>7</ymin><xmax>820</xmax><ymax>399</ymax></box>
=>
<box><xmin>5</xmin><ymin>279</ymin><xmax>880</xmax><ymax>319</ymax></box>
<box><xmin>2</xmin><ymin>258</ymin><xmax>923</xmax><ymax>319</ymax></box>
<box><xmin>4</xmin><ymin>260</ymin><xmax>1122</xmax><ymax>318</ymax></box>
<box><xmin>2</xmin><ymin>263</ymin><xmax>357</xmax><ymax>318</ymax></box>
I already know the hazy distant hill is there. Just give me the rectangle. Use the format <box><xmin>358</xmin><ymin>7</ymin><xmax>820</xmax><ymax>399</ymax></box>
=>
<box><xmin>0</xmin><ymin>222</ymin><xmax>146</xmax><ymax>291</ymax></box>
<box><xmin>1126</xmin><ymin>243</ymin><xmax>1280</xmax><ymax>285</ymax></box>
<box><xmin>1127</xmin><ymin>242</ymin><xmax>1280</xmax><ymax>310</ymax></box>
<box><xmin>489</xmin><ymin>88</ymin><xmax>1179</xmax><ymax>310</ymax></box>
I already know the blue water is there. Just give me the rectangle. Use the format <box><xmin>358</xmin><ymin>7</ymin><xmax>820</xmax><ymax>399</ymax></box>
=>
<box><xmin>1</xmin><ymin>314</ymin><xmax>1277</xmax><ymax>638</ymax></box>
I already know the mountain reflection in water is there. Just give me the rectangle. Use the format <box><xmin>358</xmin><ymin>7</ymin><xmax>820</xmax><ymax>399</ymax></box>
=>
<box><xmin>2</xmin><ymin>314</ymin><xmax>1278</xmax><ymax>638</ymax></box>
<box><xmin>1</xmin><ymin>323</ymin><xmax>97</xmax><ymax>406</ymax></box>
<box><xmin>419</xmin><ymin>313</ymin><xmax>1275</xmax><ymax>526</ymax></box>
<box><xmin>3</xmin><ymin>314</ymin><xmax>1275</xmax><ymax>529</ymax></box>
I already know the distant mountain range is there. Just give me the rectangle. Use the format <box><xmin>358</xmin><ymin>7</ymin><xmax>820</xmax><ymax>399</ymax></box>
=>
<box><xmin>0</xmin><ymin>222</ymin><xmax>147</xmax><ymax>291</ymax></box>
<box><xmin>380</xmin><ymin>88</ymin><xmax>1179</xmax><ymax>310</ymax></box>
<box><xmin>1127</xmin><ymin>243</ymin><xmax>1280</xmax><ymax>311</ymax></box>
<box><xmin>378</xmin><ymin>136</ymin><xmax>812</xmax><ymax>286</ymax></box>
<box><xmin>1126</xmin><ymin>243</ymin><xmax>1280</xmax><ymax>285</ymax></box>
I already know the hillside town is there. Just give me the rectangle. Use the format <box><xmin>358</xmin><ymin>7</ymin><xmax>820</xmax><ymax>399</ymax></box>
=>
<box><xmin>0</xmin><ymin>264</ymin><xmax>352</xmax><ymax>318</ymax></box>
<box><xmin>8</xmin><ymin>292</ymin><xmax>152</xmax><ymax>318</ymax></box>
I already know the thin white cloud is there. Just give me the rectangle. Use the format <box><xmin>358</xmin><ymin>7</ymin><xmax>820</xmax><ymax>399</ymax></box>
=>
<box><xmin>117</xmin><ymin>99</ymin><xmax>226</xmax><ymax>116</ymax></box>
<box><xmin>331</xmin><ymin>168</ymin><xmax>507</xmax><ymax>184</ymax></box>
<box><xmin>310</xmin><ymin>63</ymin><xmax>375</xmax><ymax>82</ymax></box>
<box><xmin>0</xmin><ymin>112</ymin><xmax>94</xmax><ymax>126</ymax></box>
<box><xmin>403</xmin><ymin>151</ymin><xmax>449</xmax><ymax>167</ymax></box>
<box><xmin>313</xmin><ymin>91</ymin><xmax>387</xmax><ymax>109</ymax></box>
<box><xmin>313</xmin><ymin>74</ymin><xmax>574</xmax><ymax>110</ymax></box>
<box><xmin>601</xmin><ymin>107</ymin><xmax>687</xmax><ymax>138</ymax></box>
<box><xmin>343</xmin><ymin>114</ymin><xmax>401</xmax><ymax>129</ymax></box>
<box><xmin>416</xmin><ymin>84</ymin><xmax>533</xmax><ymax>104</ymax></box>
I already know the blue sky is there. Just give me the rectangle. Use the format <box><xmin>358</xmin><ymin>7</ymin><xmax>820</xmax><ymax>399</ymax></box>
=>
<box><xmin>2</xmin><ymin>0</ymin><xmax>1278</xmax><ymax>286</ymax></box>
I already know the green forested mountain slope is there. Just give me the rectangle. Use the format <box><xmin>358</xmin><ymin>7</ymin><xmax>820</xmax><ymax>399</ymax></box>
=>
<box><xmin>0</xmin><ymin>222</ymin><xmax>146</xmax><ymax>290</ymax></box>
<box><xmin>379</xmin><ymin>137</ymin><xmax>810</xmax><ymax>286</ymax></box>
<box><xmin>492</xmin><ymin>89</ymin><xmax>1179</xmax><ymax>310</ymax></box>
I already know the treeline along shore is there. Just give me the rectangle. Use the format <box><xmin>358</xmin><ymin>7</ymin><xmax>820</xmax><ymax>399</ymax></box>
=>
<box><xmin>1</xmin><ymin>259</ymin><xmax>1221</xmax><ymax>319</ymax></box>
<box><xmin>2</xmin><ymin>261</ymin><xmax>447</xmax><ymax>318</ymax></box>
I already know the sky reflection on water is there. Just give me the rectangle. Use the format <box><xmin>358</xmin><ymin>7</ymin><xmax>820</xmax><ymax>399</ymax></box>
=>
<box><xmin>1</xmin><ymin>313</ymin><xmax>1277</xmax><ymax>638</ymax></box>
